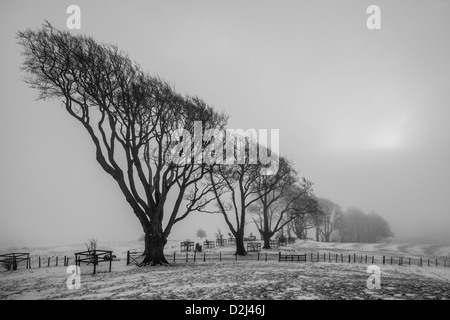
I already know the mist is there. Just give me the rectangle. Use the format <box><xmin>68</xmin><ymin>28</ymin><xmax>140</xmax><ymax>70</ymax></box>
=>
<box><xmin>1</xmin><ymin>0</ymin><xmax>449</xmax><ymax>250</ymax></box>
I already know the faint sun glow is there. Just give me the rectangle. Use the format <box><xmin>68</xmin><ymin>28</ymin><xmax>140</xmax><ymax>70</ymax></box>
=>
<box><xmin>368</xmin><ymin>128</ymin><xmax>403</xmax><ymax>150</ymax></box>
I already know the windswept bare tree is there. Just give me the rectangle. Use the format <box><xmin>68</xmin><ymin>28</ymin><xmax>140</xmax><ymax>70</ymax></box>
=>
<box><xmin>18</xmin><ymin>22</ymin><xmax>227</xmax><ymax>265</ymax></box>
<box><xmin>250</xmin><ymin>157</ymin><xmax>314</xmax><ymax>249</ymax></box>
<box><xmin>205</xmin><ymin>135</ymin><xmax>275</xmax><ymax>255</ymax></box>
<box><xmin>289</xmin><ymin>197</ymin><xmax>321</xmax><ymax>240</ymax></box>
<box><xmin>317</xmin><ymin>198</ymin><xmax>342</xmax><ymax>242</ymax></box>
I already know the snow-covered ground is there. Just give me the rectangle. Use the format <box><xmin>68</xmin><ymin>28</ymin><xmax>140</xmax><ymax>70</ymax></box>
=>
<box><xmin>1</xmin><ymin>240</ymin><xmax>449</xmax><ymax>300</ymax></box>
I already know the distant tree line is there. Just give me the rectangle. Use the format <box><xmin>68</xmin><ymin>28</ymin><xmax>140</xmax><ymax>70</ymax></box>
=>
<box><xmin>337</xmin><ymin>207</ymin><xmax>393</xmax><ymax>243</ymax></box>
<box><xmin>281</xmin><ymin>198</ymin><xmax>393</xmax><ymax>244</ymax></box>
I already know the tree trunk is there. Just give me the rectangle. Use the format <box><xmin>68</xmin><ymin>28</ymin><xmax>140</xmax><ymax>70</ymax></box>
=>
<box><xmin>295</xmin><ymin>226</ymin><xmax>307</xmax><ymax>240</ymax></box>
<box><xmin>262</xmin><ymin>231</ymin><xmax>271</xmax><ymax>249</ymax></box>
<box><xmin>262</xmin><ymin>203</ymin><xmax>271</xmax><ymax>249</ymax></box>
<box><xmin>140</xmin><ymin>224</ymin><xmax>168</xmax><ymax>266</ymax></box>
<box><xmin>235</xmin><ymin>235</ymin><xmax>247</xmax><ymax>255</ymax></box>
<box><xmin>258</xmin><ymin>229</ymin><xmax>264</xmax><ymax>241</ymax></box>
<box><xmin>315</xmin><ymin>227</ymin><xmax>320</xmax><ymax>242</ymax></box>
<box><xmin>286</xmin><ymin>223</ymin><xmax>292</xmax><ymax>240</ymax></box>
<box><xmin>300</xmin><ymin>229</ymin><xmax>306</xmax><ymax>239</ymax></box>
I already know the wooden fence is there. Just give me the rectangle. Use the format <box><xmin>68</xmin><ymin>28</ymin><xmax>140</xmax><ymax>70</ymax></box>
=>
<box><xmin>4</xmin><ymin>250</ymin><xmax>448</xmax><ymax>271</ymax></box>
<box><xmin>278</xmin><ymin>251</ymin><xmax>450</xmax><ymax>268</ymax></box>
<box><xmin>126</xmin><ymin>249</ymin><xmax>450</xmax><ymax>268</ymax></box>
<box><xmin>0</xmin><ymin>253</ymin><xmax>30</xmax><ymax>270</ymax></box>
<box><xmin>0</xmin><ymin>255</ymin><xmax>74</xmax><ymax>270</ymax></box>
<box><xmin>126</xmin><ymin>250</ymin><xmax>279</xmax><ymax>265</ymax></box>
<box><xmin>75</xmin><ymin>250</ymin><xmax>113</xmax><ymax>275</ymax></box>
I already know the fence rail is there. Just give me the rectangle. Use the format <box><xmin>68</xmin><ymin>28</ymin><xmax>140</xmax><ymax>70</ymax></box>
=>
<box><xmin>3</xmin><ymin>249</ymin><xmax>448</xmax><ymax>272</ymax></box>
<box><xmin>75</xmin><ymin>250</ymin><xmax>113</xmax><ymax>275</ymax></box>
<box><xmin>0</xmin><ymin>255</ymin><xmax>75</xmax><ymax>271</ymax></box>
<box><xmin>0</xmin><ymin>253</ymin><xmax>30</xmax><ymax>270</ymax></box>
<box><xmin>126</xmin><ymin>250</ymin><xmax>280</xmax><ymax>265</ymax></box>
<box><xmin>126</xmin><ymin>249</ymin><xmax>450</xmax><ymax>268</ymax></box>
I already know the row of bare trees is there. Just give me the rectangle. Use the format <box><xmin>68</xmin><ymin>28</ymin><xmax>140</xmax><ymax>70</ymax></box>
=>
<box><xmin>18</xmin><ymin>22</ymin><xmax>228</xmax><ymax>265</ymax></box>
<box><xmin>281</xmin><ymin>198</ymin><xmax>393</xmax><ymax>244</ymax></box>
<box><xmin>284</xmin><ymin>198</ymin><xmax>342</xmax><ymax>243</ymax></box>
<box><xmin>338</xmin><ymin>208</ymin><xmax>394</xmax><ymax>243</ymax></box>
<box><xmin>18</xmin><ymin>22</ymin><xmax>392</xmax><ymax>266</ymax></box>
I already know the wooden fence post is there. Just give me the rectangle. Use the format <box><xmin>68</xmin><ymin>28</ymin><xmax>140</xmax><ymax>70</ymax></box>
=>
<box><xmin>127</xmin><ymin>251</ymin><xmax>130</xmax><ymax>265</ymax></box>
<box><xmin>341</xmin><ymin>254</ymin><xmax>343</xmax><ymax>263</ymax></box>
<box><xmin>219</xmin><ymin>252</ymin><xmax>221</xmax><ymax>262</ymax></box>
<box><xmin>39</xmin><ymin>256</ymin><xmax>41</xmax><ymax>268</ymax></box>
<box><xmin>186</xmin><ymin>252</ymin><xmax>188</xmax><ymax>263</ymax></box>
<box><xmin>257</xmin><ymin>252</ymin><xmax>259</xmax><ymax>261</ymax></box>
<box><xmin>194</xmin><ymin>251</ymin><xmax>196</xmax><ymax>263</ymax></box>
<box><xmin>353</xmin><ymin>253</ymin><xmax>356</xmax><ymax>263</ymax></box>
<box><xmin>93</xmin><ymin>254</ymin><xmax>97</xmax><ymax>275</ymax></box>
<box><xmin>348</xmin><ymin>254</ymin><xmax>351</xmax><ymax>263</ymax></box>
<box><xmin>335</xmin><ymin>254</ymin><xmax>337</xmax><ymax>262</ymax></box>
<box><xmin>56</xmin><ymin>256</ymin><xmax>58</xmax><ymax>267</ymax></box>
<box><xmin>372</xmin><ymin>256</ymin><xmax>374</xmax><ymax>264</ymax></box>
<box><xmin>203</xmin><ymin>252</ymin><xmax>206</xmax><ymax>262</ymax></box>
<box><xmin>420</xmin><ymin>257</ymin><xmax>422</xmax><ymax>266</ymax></box>
<box><xmin>311</xmin><ymin>253</ymin><xmax>313</xmax><ymax>262</ymax></box>
<box><xmin>427</xmin><ymin>259</ymin><xmax>430</xmax><ymax>266</ymax></box>
<box><xmin>317</xmin><ymin>252</ymin><xmax>319</xmax><ymax>262</ymax></box>
<box><xmin>48</xmin><ymin>257</ymin><xmax>50</xmax><ymax>267</ymax></box>
<box><xmin>383</xmin><ymin>256</ymin><xmax>385</xmax><ymax>265</ymax></box>
<box><xmin>390</xmin><ymin>257</ymin><xmax>393</xmax><ymax>265</ymax></box>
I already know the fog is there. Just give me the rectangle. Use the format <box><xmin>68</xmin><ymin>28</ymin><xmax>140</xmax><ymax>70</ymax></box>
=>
<box><xmin>1</xmin><ymin>0</ymin><xmax>449</xmax><ymax>249</ymax></box>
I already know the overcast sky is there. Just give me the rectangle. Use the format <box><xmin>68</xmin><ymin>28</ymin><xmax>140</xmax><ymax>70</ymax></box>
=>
<box><xmin>1</xmin><ymin>0</ymin><xmax>449</xmax><ymax>249</ymax></box>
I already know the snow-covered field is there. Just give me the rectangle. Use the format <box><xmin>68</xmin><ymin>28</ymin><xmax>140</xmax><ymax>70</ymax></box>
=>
<box><xmin>1</xmin><ymin>240</ymin><xmax>449</xmax><ymax>300</ymax></box>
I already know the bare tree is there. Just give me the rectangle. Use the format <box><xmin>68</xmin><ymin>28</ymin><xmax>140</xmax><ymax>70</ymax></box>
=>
<box><xmin>196</xmin><ymin>228</ymin><xmax>206</xmax><ymax>240</ymax></box>
<box><xmin>250</xmin><ymin>157</ymin><xmax>315</xmax><ymax>248</ymax></box>
<box><xmin>206</xmin><ymin>135</ymin><xmax>271</xmax><ymax>255</ymax></box>
<box><xmin>18</xmin><ymin>22</ymin><xmax>227</xmax><ymax>265</ymax></box>
<box><xmin>317</xmin><ymin>198</ymin><xmax>342</xmax><ymax>242</ymax></box>
<box><xmin>290</xmin><ymin>197</ymin><xmax>320</xmax><ymax>240</ymax></box>
<box><xmin>215</xmin><ymin>228</ymin><xmax>224</xmax><ymax>241</ymax></box>
<box><xmin>85</xmin><ymin>238</ymin><xmax>98</xmax><ymax>252</ymax></box>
